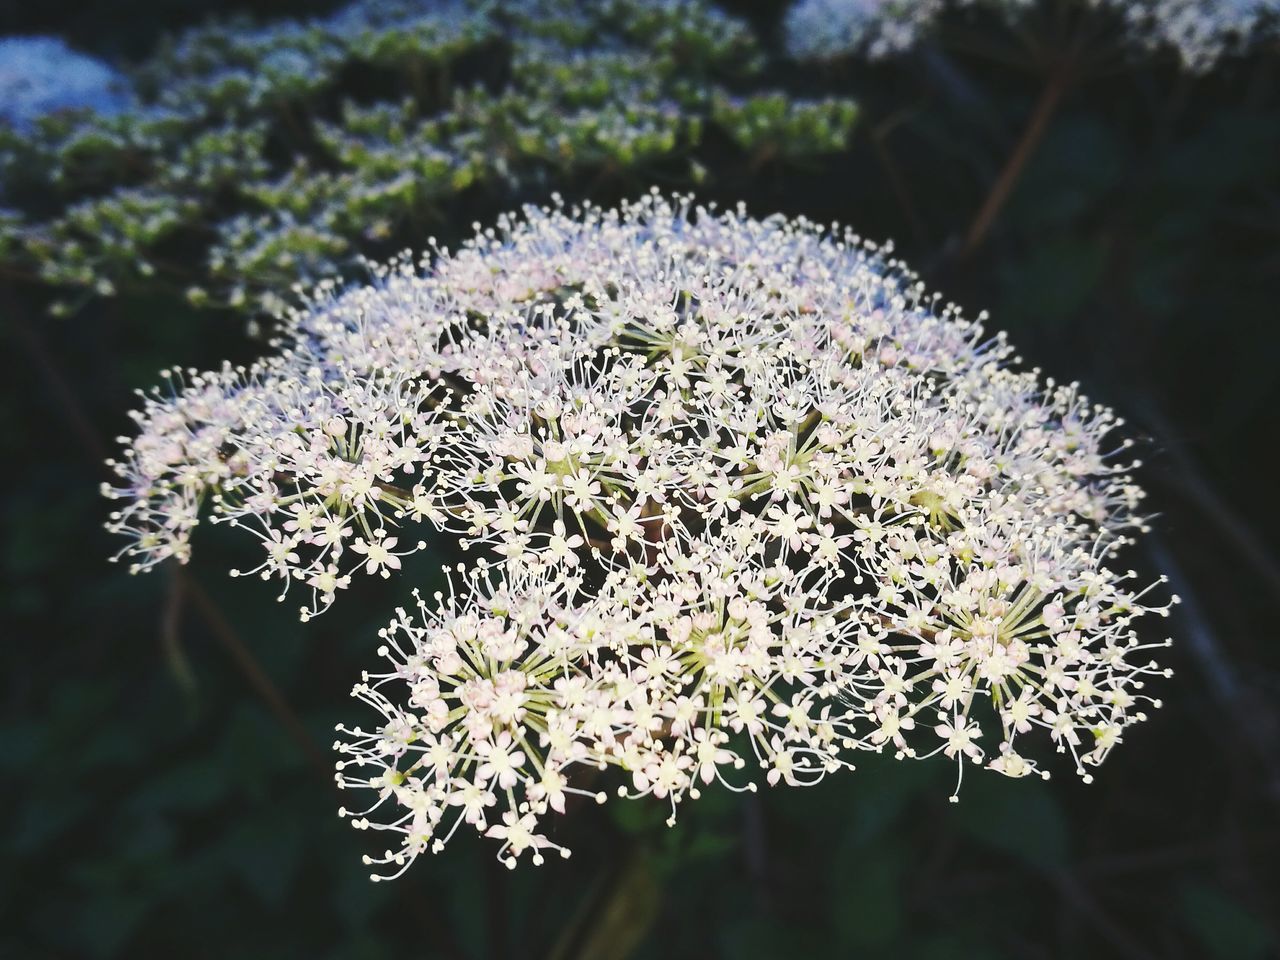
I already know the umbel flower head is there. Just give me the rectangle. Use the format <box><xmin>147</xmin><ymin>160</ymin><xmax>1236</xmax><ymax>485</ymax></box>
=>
<box><xmin>336</xmin><ymin>530</ymin><xmax>861</xmax><ymax>875</ymax></box>
<box><xmin>106</xmin><ymin>191</ymin><xmax>1174</xmax><ymax>873</ymax></box>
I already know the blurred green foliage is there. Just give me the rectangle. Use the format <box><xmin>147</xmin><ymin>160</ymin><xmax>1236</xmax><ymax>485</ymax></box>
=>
<box><xmin>2</xmin><ymin>0</ymin><xmax>1278</xmax><ymax>958</ymax></box>
<box><xmin>0</xmin><ymin>0</ymin><xmax>856</xmax><ymax>317</ymax></box>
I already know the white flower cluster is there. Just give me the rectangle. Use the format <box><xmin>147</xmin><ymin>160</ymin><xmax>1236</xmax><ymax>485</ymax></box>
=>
<box><xmin>1116</xmin><ymin>0</ymin><xmax>1278</xmax><ymax>72</ymax></box>
<box><xmin>785</xmin><ymin>0</ymin><xmax>945</xmax><ymax>61</ymax></box>
<box><xmin>338</xmin><ymin>536</ymin><xmax>860</xmax><ymax>874</ymax></box>
<box><xmin>106</xmin><ymin>193</ymin><xmax>1173</xmax><ymax>874</ymax></box>
<box><xmin>783</xmin><ymin>0</ymin><xmax>1276</xmax><ymax>69</ymax></box>
<box><xmin>783</xmin><ymin>0</ymin><xmax>1031</xmax><ymax>61</ymax></box>
<box><xmin>0</xmin><ymin>36</ymin><xmax>132</xmax><ymax>130</ymax></box>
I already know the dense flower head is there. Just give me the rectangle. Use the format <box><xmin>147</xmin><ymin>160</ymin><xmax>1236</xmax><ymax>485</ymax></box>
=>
<box><xmin>107</xmin><ymin>192</ymin><xmax>1172</xmax><ymax>872</ymax></box>
<box><xmin>336</xmin><ymin>531</ymin><xmax>861</xmax><ymax>875</ymax></box>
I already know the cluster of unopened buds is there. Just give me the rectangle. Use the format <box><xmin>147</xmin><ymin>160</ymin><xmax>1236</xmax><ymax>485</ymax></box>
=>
<box><xmin>106</xmin><ymin>192</ymin><xmax>1175</xmax><ymax>876</ymax></box>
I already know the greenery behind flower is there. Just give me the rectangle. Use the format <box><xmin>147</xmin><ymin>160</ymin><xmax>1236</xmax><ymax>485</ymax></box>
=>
<box><xmin>0</xmin><ymin>0</ymin><xmax>856</xmax><ymax>318</ymax></box>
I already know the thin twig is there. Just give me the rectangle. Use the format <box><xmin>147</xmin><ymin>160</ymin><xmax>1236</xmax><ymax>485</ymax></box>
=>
<box><xmin>959</xmin><ymin>60</ymin><xmax>1074</xmax><ymax>258</ymax></box>
<box><xmin>161</xmin><ymin>566</ymin><xmax>199</xmax><ymax>698</ymax></box>
<box><xmin>548</xmin><ymin>852</ymin><xmax>659</xmax><ymax>960</ymax></box>
<box><xmin>181</xmin><ymin>568</ymin><xmax>332</xmax><ymax>783</ymax></box>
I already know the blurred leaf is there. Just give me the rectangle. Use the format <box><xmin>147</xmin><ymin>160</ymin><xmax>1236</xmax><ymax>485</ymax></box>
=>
<box><xmin>951</xmin><ymin>775</ymin><xmax>1068</xmax><ymax>869</ymax></box>
<box><xmin>1180</xmin><ymin>882</ymin><xmax>1275</xmax><ymax>960</ymax></box>
<box><xmin>911</xmin><ymin>934</ymin><xmax>1008</xmax><ymax>960</ymax></box>
<box><xmin>844</xmin><ymin>752</ymin><xmax>940</xmax><ymax>846</ymax></box>
<box><xmin>443</xmin><ymin>854</ymin><xmax>487</xmax><ymax>960</ymax></box>
<box><xmin>75</xmin><ymin>891</ymin><xmax>150</xmax><ymax>959</ymax></box>
<box><xmin>610</xmin><ymin>794</ymin><xmax>668</xmax><ymax>835</ymax></box>
<box><xmin>830</xmin><ymin>837</ymin><xmax>905</xmax><ymax>950</ymax></box>
<box><xmin>0</xmin><ymin>719</ymin><xmax>42</xmax><ymax>774</ymax></box>
<box><xmin>129</xmin><ymin>756</ymin><xmax>228</xmax><ymax>815</ymax></box>
<box><xmin>1160</xmin><ymin>112</ymin><xmax>1280</xmax><ymax>197</ymax></box>
<box><xmin>717</xmin><ymin>917</ymin><xmax>827</xmax><ymax>960</ymax></box>
<box><xmin>222</xmin><ymin>811</ymin><xmax>305</xmax><ymax>905</ymax></box>
<box><xmin>997</xmin><ymin>237</ymin><xmax>1108</xmax><ymax>328</ymax></box>
<box><xmin>11</xmin><ymin>790</ymin><xmax>94</xmax><ymax>854</ymax></box>
<box><xmin>683</xmin><ymin>828</ymin><xmax>736</xmax><ymax>862</ymax></box>
<box><xmin>1011</xmin><ymin>114</ymin><xmax>1125</xmax><ymax>228</ymax></box>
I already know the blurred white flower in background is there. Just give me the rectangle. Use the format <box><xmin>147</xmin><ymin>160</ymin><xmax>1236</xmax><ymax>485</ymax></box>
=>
<box><xmin>783</xmin><ymin>0</ymin><xmax>1278</xmax><ymax>69</ymax></box>
<box><xmin>784</xmin><ymin>0</ymin><xmax>947</xmax><ymax>60</ymax></box>
<box><xmin>1118</xmin><ymin>0</ymin><xmax>1279</xmax><ymax>71</ymax></box>
<box><xmin>0</xmin><ymin>36</ymin><xmax>132</xmax><ymax>129</ymax></box>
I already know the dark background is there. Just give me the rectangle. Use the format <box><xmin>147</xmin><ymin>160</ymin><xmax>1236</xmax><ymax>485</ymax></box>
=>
<box><xmin>2</xmin><ymin>1</ymin><xmax>1278</xmax><ymax>958</ymax></box>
